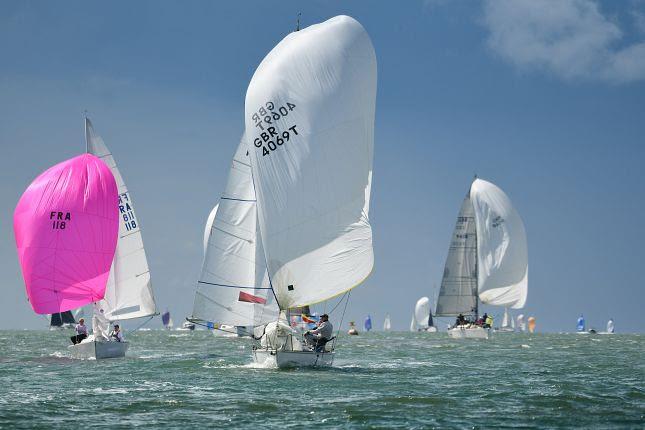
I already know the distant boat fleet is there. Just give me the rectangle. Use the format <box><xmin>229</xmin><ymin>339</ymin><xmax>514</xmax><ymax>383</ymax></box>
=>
<box><xmin>11</xmin><ymin>14</ymin><xmax>614</xmax><ymax>368</ymax></box>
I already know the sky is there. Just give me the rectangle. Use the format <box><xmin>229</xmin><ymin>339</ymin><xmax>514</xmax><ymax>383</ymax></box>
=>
<box><xmin>1</xmin><ymin>0</ymin><xmax>644</xmax><ymax>332</ymax></box>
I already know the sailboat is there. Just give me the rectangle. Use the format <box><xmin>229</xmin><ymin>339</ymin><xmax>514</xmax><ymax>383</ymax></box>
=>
<box><xmin>364</xmin><ymin>315</ymin><xmax>373</xmax><ymax>332</ymax></box>
<box><xmin>435</xmin><ymin>178</ymin><xmax>528</xmax><ymax>339</ymax></box>
<box><xmin>14</xmin><ymin>153</ymin><xmax>119</xmax><ymax>352</ymax></box>
<box><xmin>162</xmin><ymin>310</ymin><xmax>173</xmax><ymax>330</ymax></box>
<box><xmin>411</xmin><ymin>297</ymin><xmax>437</xmax><ymax>332</ymax></box>
<box><xmin>383</xmin><ymin>314</ymin><xmax>391</xmax><ymax>332</ymax></box>
<box><xmin>49</xmin><ymin>311</ymin><xmax>76</xmax><ymax>330</ymax></box>
<box><xmin>497</xmin><ymin>307</ymin><xmax>515</xmax><ymax>332</ymax></box>
<box><xmin>188</xmin><ymin>135</ymin><xmax>279</xmax><ymax>338</ymax></box>
<box><xmin>517</xmin><ymin>314</ymin><xmax>526</xmax><ymax>332</ymax></box>
<box><xmin>606</xmin><ymin>318</ymin><xmax>615</xmax><ymax>334</ymax></box>
<box><xmin>68</xmin><ymin>118</ymin><xmax>158</xmax><ymax>359</ymax></box>
<box><xmin>527</xmin><ymin>316</ymin><xmax>536</xmax><ymax>333</ymax></box>
<box><xmin>248</xmin><ymin>15</ymin><xmax>376</xmax><ymax>368</ymax></box>
<box><xmin>576</xmin><ymin>315</ymin><xmax>586</xmax><ymax>333</ymax></box>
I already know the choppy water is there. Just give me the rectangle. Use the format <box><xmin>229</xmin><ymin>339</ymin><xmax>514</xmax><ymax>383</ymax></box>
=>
<box><xmin>0</xmin><ymin>330</ymin><xmax>643</xmax><ymax>428</ymax></box>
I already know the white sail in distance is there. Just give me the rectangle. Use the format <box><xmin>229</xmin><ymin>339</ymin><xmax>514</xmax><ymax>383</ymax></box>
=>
<box><xmin>245</xmin><ymin>15</ymin><xmax>377</xmax><ymax>309</ymax></box>
<box><xmin>471</xmin><ymin>178</ymin><xmax>528</xmax><ymax>309</ymax></box>
<box><xmin>383</xmin><ymin>314</ymin><xmax>391</xmax><ymax>331</ymax></box>
<box><xmin>85</xmin><ymin>118</ymin><xmax>156</xmax><ymax>321</ymax></box>
<box><xmin>192</xmin><ymin>137</ymin><xmax>278</xmax><ymax>327</ymax></box>
<box><xmin>414</xmin><ymin>297</ymin><xmax>431</xmax><ymax>329</ymax></box>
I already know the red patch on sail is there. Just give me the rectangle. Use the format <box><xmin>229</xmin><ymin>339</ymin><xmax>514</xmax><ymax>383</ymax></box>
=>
<box><xmin>238</xmin><ymin>291</ymin><xmax>266</xmax><ymax>304</ymax></box>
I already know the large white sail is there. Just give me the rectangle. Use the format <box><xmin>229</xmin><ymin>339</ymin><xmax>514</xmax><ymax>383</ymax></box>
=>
<box><xmin>435</xmin><ymin>194</ymin><xmax>478</xmax><ymax>317</ymax></box>
<box><xmin>245</xmin><ymin>16</ymin><xmax>377</xmax><ymax>309</ymax></box>
<box><xmin>192</xmin><ymin>137</ymin><xmax>278</xmax><ymax>327</ymax></box>
<box><xmin>471</xmin><ymin>179</ymin><xmax>528</xmax><ymax>309</ymax></box>
<box><xmin>85</xmin><ymin>118</ymin><xmax>156</xmax><ymax>321</ymax></box>
<box><xmin>414</xmin><ymin>297</ymin><xmax>431</xmax><ymax>329</ymax></box>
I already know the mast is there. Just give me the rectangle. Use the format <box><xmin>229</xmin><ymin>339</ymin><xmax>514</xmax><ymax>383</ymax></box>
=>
<box><xmin>472</xmin><ymin>175</ymin><xmax>479</xmax><ymax>321</ymax></box>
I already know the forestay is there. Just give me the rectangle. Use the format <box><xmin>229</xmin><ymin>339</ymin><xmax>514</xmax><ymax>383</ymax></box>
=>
<box><xmin>435</xmin><ymin>195</ymin><xmax>478</xmax><ymax>317</ymax></box>
<box><xmin>245</xmin><ymin>15</ymin><xmax>377</xmax><ymax>309</ymax></box>
<box><xmin>86</xmin><ymin>118</ymin><xmax>157</xmax><ymax>321</ymax></box>
<box><xmin>14</xmin><ymin>154</ymin><xmax>119</xmax><ymax>314</ymax></box>
<box><xmin>192</xmin><ymin>137</ymin><xmax>278</xmax><ymax>327</ymax></box>
<box><xmin>471</xmin><ymin>179</ymin><xmax>528</xmax><ymax>309</ymax></box>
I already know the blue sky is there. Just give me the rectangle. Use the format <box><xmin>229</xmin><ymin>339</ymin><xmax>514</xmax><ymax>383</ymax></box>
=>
<box><xmin>1</xmin><ymin>0</ymin><xmax>644</xmax><ymax>332</ymax></box>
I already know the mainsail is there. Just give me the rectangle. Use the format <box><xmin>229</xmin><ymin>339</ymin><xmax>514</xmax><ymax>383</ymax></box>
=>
<box><xmin>364</xmin><ymin>315</ymin><xmax>372</xmax><ymax>332</ymax></box>
<box><xmin>436</xmin><ymin>194</ymin><xmax>478</xmax><ymax>317</ymax></box>
<box><xmin>86</xmin><ymin>118</ymin><xmax>157</xmax><ymax>321</ymax></box>
<box><xmin>192</xmin><ymin>137</ymin><xmax>278</xmax><ymax>327</ymax></box>
<box><xmin>383</xmin><ymin>314</ymin><xmax>391</xmax><ymax>331</ymax></box>
<box><xmin>245</xmin><ymin>15</ymin><xmax>377</xmax><ymax>310</ymax></box>
<box><xmin>14</xmin><ymin>154</ymin><xmax>119</xmax><ymax>314</ymax></box>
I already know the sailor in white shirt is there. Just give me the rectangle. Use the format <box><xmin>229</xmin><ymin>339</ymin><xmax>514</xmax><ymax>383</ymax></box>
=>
<box><xmin>304</xmin><ymin>314</ymin><xmax>333</xmax><ymax>350</ymax></box>
<box><xmin>109</xmin><ymin>324</ymin><xmax>124</xmax><ymax>342</ymax></box>
<box><xmin>71</xmin><ymin>318</ymin><xmax>88</xmax><ymax>344</ymax></box>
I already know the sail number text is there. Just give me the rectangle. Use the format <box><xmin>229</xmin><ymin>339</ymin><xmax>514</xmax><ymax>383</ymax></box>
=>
<box><xmin>251</xmin><ymin>101</ymin><xmax>299</xmax><ymax>157</ymax></box>
<box><xmin>119</xmin><ymin>192</ymin><xmax>138</xmax><ymax>232</ymax></box>
<box><xmin>50</xmin><ymin>211</ymin><xmax>71</xmax><ymax>230</ymax></box>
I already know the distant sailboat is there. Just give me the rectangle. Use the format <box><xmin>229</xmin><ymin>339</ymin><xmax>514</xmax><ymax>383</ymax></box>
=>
<box><xmin>49</xmin><ymin>311</ymin><xmax>76</xmax><ymax>330</ymax></box>
<box><xmin>248</xmin><ymin>15</ymin><xmax>377</xmax><ymax>368</ymax></box>
<box><xmin>528</xmin><ymin>316</ymin><xmax>536</xmax><ymax>333</ymax></box>
<box><xmin>498</xmin><ymin>307</ymin><xmax>514</xmax><ymax>332</ymax></box>
<box><xmin>383</xmin><ymin>314</ymin><xmax>391</xmax><ymax>332</ymax></box>
<box><xmin>517</xmin><ymin>314</ymin><xmax>526</xmax><ymax>332</ymax></box>
<box><xmin>14</xmin><ymin>153</ymin><xmax>119</xmax><ymax>353</ymax></box>
<box><xmin>364</xmin><ymin>315</ymin><xmax>373</xmax><ymax>332</ymax></box>
<box><xmin>162</xmin><ymin>310</ymin><xmax>172</xmax><ymax>330</ymax></box>
<box><xmin>412</xmin><ymin>297</ymin><xmax>437</xmax><ymax>332</ymax></box>
<box><xmin>435</xmin><ymin>178</ymin><xmax>528</xmax><ymax>339</ymax></box>
<box><xmin>348</xmin><ymin>321</ymin><xmax>359</xmax><ymax>335</ymax></box>
<box><xmin>606</xmin><ymin>318</ymin><xmax>615</xmax><ymax>334</ymax></box>
<box><xmin>577</xmin><ymin>315</ymin><xmax>586</xmax><ymax>333</ymax></box>
<box><xmin>68</xmin><ymin>118</ymin><xmax>159</xmax><ymax>359</ymax></box>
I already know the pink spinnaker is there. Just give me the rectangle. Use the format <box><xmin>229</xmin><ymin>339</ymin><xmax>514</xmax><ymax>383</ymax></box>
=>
<box><xmin>14</xmin><ymin>154</ymin><xmax>119</xmax><ymax>315</ymax></box>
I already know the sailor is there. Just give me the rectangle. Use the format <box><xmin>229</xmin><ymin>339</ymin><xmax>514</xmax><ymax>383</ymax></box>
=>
<box><xmin>110</xmin><ymin>324</ymin><xmax>124</xmax><ymax>342</ymax></box>
<box><xmin>304</xmin><ymin>314</ymin><xmax>333</xmax><ymax>351</ymax></box>
<box><xmin>455</xmin><ymin>313</ymin><xmax>465</xmax><ymax>326</ymax></box>
<box><xmin>71</xmin><ymin>318</ymin><xmax>88</xmax><ymax>344</ymax></box>
<box><xmin>485</xmin><ymin>314</ymin><xmax>494</xmax><ymax>328</ymax></box>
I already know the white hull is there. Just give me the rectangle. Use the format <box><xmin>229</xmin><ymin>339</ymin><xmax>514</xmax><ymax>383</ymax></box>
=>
<box><xmin>496</xmin><ymin>327</ymin><xmax>515</xmax><ymax>333</ymax></box>
<box><xmin>448</xmin><ymin>326</ymin><xmax>490</xmax><ymax>339</ymax></box>
<box><xmin>68</xmin><ymin>340</ymin><xmax>129</xmax><ymax>359</ymax></box>
<box><xmin>252</xmin><ymin>349</ymin><xmax>335</xmax><ymax>368</ymax></box>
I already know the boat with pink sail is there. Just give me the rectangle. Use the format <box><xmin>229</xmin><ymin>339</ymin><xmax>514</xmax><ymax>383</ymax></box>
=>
<box><xmin>14</xmin><ymin>152</ymin><xmax>119</xmax><ymax>355</ymax></box>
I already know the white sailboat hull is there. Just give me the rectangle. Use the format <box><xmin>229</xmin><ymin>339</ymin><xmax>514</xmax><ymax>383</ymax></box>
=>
<box><xmin>448</xmin><ymin>326</ymin><xmax>490</xmax><ymax>339</ymax></box>
<box><xmin>252</xmin><ymin>349</ymin><xmax>335</xmax><ymax>368</ymax></box>
<box><xmin>68</xmin><ymin>340</ymin><xmax>129</xmax><ymax>359</ymax></box>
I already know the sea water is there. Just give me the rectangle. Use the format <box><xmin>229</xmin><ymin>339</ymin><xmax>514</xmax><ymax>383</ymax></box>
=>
<box><xmin>0</xmin><ymin>330</ymin><xmax>642</xmax><ymax>428</ymax></box>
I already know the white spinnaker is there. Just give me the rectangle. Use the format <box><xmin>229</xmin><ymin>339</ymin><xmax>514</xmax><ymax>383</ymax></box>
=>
<box><xmin>246</xmin><ymin>15</ymin><xmax>376</xmax><ymax>309</ymax></box>
<box><xmin>85</xmin><ymin>118</ymin><xmax>156</xmax><ymax>321</ymax></box>
<box><xmin>192</xmin><ymin>137</ymin><xmax>278</xmax><ymax>327</ymax></box>
<box><xmin>415</xmin><ymin>297</ymin><xmax>431</xmax><ymax>328</ymax></box>
<box><xmin>470</xmin><ymin>179</ymin><xmax>528</xmax><ymax>309</ymax></box>
<box><xmin>409</xmin><ymin>314</ymin><xmax>417</xmax><ymax>332</ymax></box>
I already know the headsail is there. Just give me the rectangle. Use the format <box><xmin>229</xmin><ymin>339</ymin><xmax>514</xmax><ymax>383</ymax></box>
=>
<box><xmin>502</xmin><ymin>307</ymin><xmax>510</xmax><ymax>328</ymax></box>
<box><xmin>85</xmin><ymin>118</ymin><xmax>157</xmax><ymax>321</ymax></box>
<box><xmin>14</xmin><ymin>154</ymin><xmax>119</xmax><ymax>314</ymax></box>
<box><xmin>435</xmin><ymin>194</ymin><xmax>478</xmax><ymax>317</ymax></box>
<box><xmin>471</xmin><ymin>178</ymin><xmax>528</xmax><ymax>309</ymax></box>
<box><xmin>245</xmin><ymin>15</ymin><xmax>377</xmax><ymax>309</ymax></box>
<box><xmin>577</xmin><ymin>315</ymin><xmax>585</xmax><ymax>332</ymax></box>
<box><xmin>192</xmin><ymin>137</ymin><xmax>278</xmax><ymax>327</ymax></box>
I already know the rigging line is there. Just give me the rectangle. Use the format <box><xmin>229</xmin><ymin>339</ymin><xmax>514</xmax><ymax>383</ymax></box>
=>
<box><xmin>124</xmin><ymin>315</ymin><xmax>155</xmax><ymax>336</ymax></box>
<box><xmin>220</xmin><ymin>197</ymin><xmax>256</xmax><ymax>202</ymax></box>
<box><xmin>197</xmin><ymin>280</ymin><xmax>272</xmax><ymax>290</ymax></box>
<box><xmin>330</xmin><ymin>291</ymin><xmax>350</xmax><ymax>364</ymax></box>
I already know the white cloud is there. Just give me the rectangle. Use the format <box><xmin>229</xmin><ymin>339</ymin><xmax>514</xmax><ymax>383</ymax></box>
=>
<box><xmin>482</xmin><ymin>0</ymin><xmax>645</xmax><ymax>83</ymax></box>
